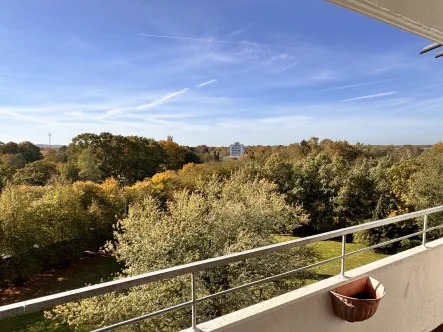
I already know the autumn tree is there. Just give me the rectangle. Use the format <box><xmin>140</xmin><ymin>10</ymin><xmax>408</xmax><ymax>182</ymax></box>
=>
<box><xmin>410</xmin><ymin>143</ymin><xmax>443</xmax><ymax>208</ymax></box>
<box><xmin>394</xmin><ymin>145</ymin><xmax>424</xmax><ymax>162</ymax></box>
<box><xmin>353</xmin><ymin>159</ymin><xmax>420</xmax><ymax>253</ymax></box>
<box><xmin>17</xmin><ymin>141</ymin><xmax>42</xmax><ymax>163</ymax></box>
<box><xmin>159</xmin><ymin>139</ymin><xmax>201</xmax><ymax>171</ymax></box>
<box><xmin>48</xmin><ymin>171</ymin><xmax>315</xmax><ymax>331</ymax></box>
<box><xmin>4</xmin><ymin>154</ymin><xmax>26</xmax><ymax>169</ymax></box>
<box><xmin>262</xmin><ymin>154</ymin><xmax>294</xmax><ymax>195</ymax></box>
<box><xmin>0</xmin><ymin>154</ymin><xmax>27</xmax><ymax>189</ymax></box>
<box><xmin>1</xmin><ymin>142</ymin><xmax>20</xmax><ymax>154</ymax></box>
<box><xmin>333</xmin><ymin>162</ymin><xmax>379</xmax><ymax>228</ymax></box>
<box><xmin>77</xmin><ymin>147</ymin><xmax>101</xmax><ymax>182</ymax></box>
<box><xmin>67</xmin><ymin>133</ymin><xmax>167</xmax><ymax>184</ymax></box>
<box><xmin>55</xmin><ymin>145</ymin><xmax>69</xmax><ymax>163</ymax></box>
<box><xmin>291</xmin><ymin>154</ymin><xmax>337</xmax><ymax>232</ymax></box>
<box><xmin>408</xmin><ymin>144</ymin><xmax>443</xmax><ymax>241</ymax></box>
<box><xmin>12</xmin><ymin>160</ymin><xmax>58</xmax><ymax>186</ymax></box>
<box><xmin>0</xmin><ymin>180</ymin><xmax>125</xmax><ymax>285</ymax></box>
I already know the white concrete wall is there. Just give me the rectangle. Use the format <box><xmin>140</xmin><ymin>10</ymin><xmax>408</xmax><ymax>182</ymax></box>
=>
<box><xmin>326</xmin><ymin>0</ymin><xmax>443</xmax><ymax>44</ymax></box>
<box><xmin>187</xmin><ymin>238</ymin><xmax>443</xmax><ymax>332</ymax></box>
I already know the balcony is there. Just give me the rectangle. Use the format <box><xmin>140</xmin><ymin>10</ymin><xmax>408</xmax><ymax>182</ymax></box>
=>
<box><xmin>187</xmin><ymin>236</ymin><xmax>443</xmax><ymax>332</ymax></box>
<box><xmin>1</xmin><ymin>206</ymin><xmax>443</xmax><ymax>331</ymax></box>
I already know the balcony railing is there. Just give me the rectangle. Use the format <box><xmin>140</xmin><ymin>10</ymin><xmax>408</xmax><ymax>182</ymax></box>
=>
<box><xmin>1</xmin><ymin>205</ymin><xmax>443</xmax><ymax>331</ymax></box>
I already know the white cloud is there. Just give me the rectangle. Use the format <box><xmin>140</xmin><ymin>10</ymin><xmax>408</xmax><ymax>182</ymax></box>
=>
<box><xmin>3</xmin><ymin>93</ymin><xmax>443</xmax><ymax>146</ymax></box>
<box><xmin>0</xmin><ymin>109</ymin><xmax>57</xmax><ymax>124</ymax></box>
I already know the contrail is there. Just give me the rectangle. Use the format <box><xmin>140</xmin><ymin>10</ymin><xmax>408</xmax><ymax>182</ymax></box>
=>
<box><xmin>314</xmin><ymin>79</ymin><xmax>391</xmax><ymax>93</ymax></box>
<box><xmin>196</xmin><ymin>79</ymin><xmax>218</xmax><ymax>88</ymax></box>
<box><xmin>138</xmin><ymin>34</ymin><xmax>301</xmax><ymax>50</ymax></box>
<box><xmin>103</xmin><ymin>88</ymin><xmax>189</xmax><ymax>117</ymax></box>
<box><xmin>279</xmin><ymin>62</ymin><xmax>298</xmax><ymax>73</ymax></box>
<box><xmin>337</xmin><ymin>91</ymin><xmax>397</xmax><ymax>103</ymax></box>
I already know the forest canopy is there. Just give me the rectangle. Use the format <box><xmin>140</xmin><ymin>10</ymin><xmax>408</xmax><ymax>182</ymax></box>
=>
<box><xmin>0</xmin><ymin>134</ymin><xmax>442</xmax><ymax>331</ymax></box>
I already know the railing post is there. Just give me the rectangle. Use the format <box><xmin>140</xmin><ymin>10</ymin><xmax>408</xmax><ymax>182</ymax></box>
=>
<box><xmin>191</xmin><ymin>272</ymin><xmax>197</xmax><ymax>331</ymax></box>
<box><xmin>341</xmin><ymin>235</ymin><xmax>346</xmax><ymax>277</ymax></box>
<box><xmin>422</xmin><ymin>214</ymin><xmax>428</xmax><ymax>246</ymax></box>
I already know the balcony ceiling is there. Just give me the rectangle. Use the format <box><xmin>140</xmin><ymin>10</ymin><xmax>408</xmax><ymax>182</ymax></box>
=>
<box><xmin>326</xmin><ymin>0</ymin><xmax>443</xmax><ymax>44</ymax></box>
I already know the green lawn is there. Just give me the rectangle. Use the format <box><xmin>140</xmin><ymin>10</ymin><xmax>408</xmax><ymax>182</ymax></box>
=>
<box><xmin>275</xmin><ymin>235</ymin><xmax>389</xmax><ymax>280</ymax></box>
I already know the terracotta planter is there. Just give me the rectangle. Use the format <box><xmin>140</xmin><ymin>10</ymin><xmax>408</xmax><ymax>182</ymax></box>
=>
<box><xmin>330</xmin><ymin>276</ymin><xmax>385</xmax><ymax>322</ymax></box>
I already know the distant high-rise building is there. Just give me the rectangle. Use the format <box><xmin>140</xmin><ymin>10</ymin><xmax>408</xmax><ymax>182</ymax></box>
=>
<box><xmin>230</xmin><ymin>142</ymin><xmax>244</xmax><ymax>158</ymax></box>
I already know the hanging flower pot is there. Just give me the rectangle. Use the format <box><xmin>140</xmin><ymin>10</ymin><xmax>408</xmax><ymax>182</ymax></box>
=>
<box><xmin>330</xmin><ymin>276</ymin><xmax>385</xmax><ymax>322</ymax></box>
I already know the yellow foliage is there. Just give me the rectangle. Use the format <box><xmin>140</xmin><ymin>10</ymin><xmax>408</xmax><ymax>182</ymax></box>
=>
<box><xmin>179</xmin><ymin>162</ymin><xmax>201</xmax><ymax>173</ymax></box>
<box><xmin>124</xmin><ymin>180</ymin><xmax>157</xmax><ymax>203</ymax></box>
<box><xmin>430</xmin><ymin>142</ymin><xmax>443</xmax><ymax>152</ymax></box>
<box><xmin>151</xmin><ymin>170</ymin><xmax>178</xmax><ymax>183</ymax></box>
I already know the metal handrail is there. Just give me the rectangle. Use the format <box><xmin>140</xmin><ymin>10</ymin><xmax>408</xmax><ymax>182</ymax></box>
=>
<box><xmin>1</xmin><ymin>205</ymin><xmax>443</xmax><ymax>331</ymax></box>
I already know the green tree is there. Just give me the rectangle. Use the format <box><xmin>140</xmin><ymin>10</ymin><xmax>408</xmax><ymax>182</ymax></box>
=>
<box><xmin>409</xmin><ymin>144</ymin><xmax>443</xmax><ymax>241</ymax></box>
<box><xmin>333</xmin><ymin>162</ymin><xmax>379</xmax><ymax>228</ymax></box>
<box><xmin>0</xmin><ymin>154</ymin><xmax>27</xmax><ymax>189</ymax></box>
<box><xmin>291</xmin><ymin>154</ymin><xmax>338</xmax><ymax>232</ymax></box>
<box><xmin>77</xmin><ymin>147</ymin><xmax>101</xmax><ymax>182</ymax></box>
<box><xmin>48</xmin><ymin>171</ymin><xmax>315</xmax><ymax>331</ymax></box>
<box><xmin>387</xmin><ymin>161</ymin><xmax>418</xmax><ymax>212</ymax></box>
<box><xmin>4</xmin><ymin>153</ymin><xmax>26</xmax><ymax>169</ymax></box>
<box><xmin>59</xmin><ymin>162</ymin><xmax>80</xmax><ymax>182</ymax></box>
<box><xmin>263</xmin><ymin>154</ymin><xmax>294</xmax><ymax>195</ymax></box>
<box><xmin>353</xmin><ymin>159</ymin><xmax>419</xmax><ymax>253</ymax></box>
<box><xmin>2</xmin><ymin>142</ymin><xmax>19</xmax><ymax>154</ymax></box>
<box><xmin>12</xmin><ymin>160</ymin><xmax>58</xmax><ymax>186</ymax></box>
<box><xmin>410</xmin><ymin>144</ymin><xmax>443</xmax><ymax>208</ymax></box>
<box><xmin>67</xmin><ymin>133</ymin><xmax>167</xmax><ymax>185</ymax></box>
<box><xmin>56</xmin><ymin>145</ymin><xmax>69</xmax><ymax>163</ymax></box>
<box><xmin>18</xmin><ymin>141</ymin><xmax>43</xmax><ymax>163</ymax></box>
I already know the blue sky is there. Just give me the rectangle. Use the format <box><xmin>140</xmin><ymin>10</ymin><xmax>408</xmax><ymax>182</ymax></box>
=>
<box><xmin>1</xmin><ymin>0</ymin><xmax>442</xmax><ymax>146</ymax></box>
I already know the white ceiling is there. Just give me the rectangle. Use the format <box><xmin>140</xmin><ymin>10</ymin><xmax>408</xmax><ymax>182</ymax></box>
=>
<box><xmin>327</xmin><ymin>0</ymin><xmax>443</xmax><ymax>44</ymax></box>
